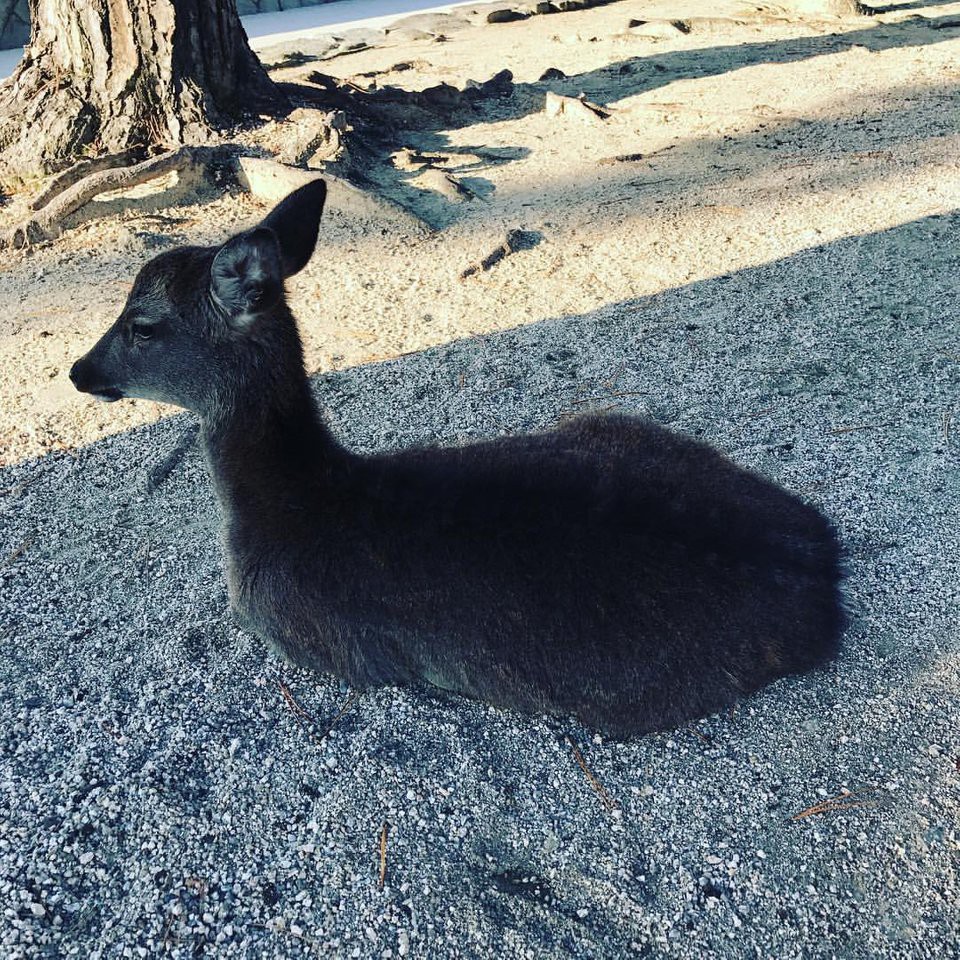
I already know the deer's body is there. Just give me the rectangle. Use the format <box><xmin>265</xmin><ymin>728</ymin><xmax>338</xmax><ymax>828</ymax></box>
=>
<box><xmin>71</xmin><ymin>180</ymin><xmax>845</xmax><ymax>737</ymax></box>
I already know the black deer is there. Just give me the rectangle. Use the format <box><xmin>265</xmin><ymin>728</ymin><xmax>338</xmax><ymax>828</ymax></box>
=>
<box><xmin>70</xmin><ymin>180</ymin><xmax>845</xmax><ymax>737</ymax></box>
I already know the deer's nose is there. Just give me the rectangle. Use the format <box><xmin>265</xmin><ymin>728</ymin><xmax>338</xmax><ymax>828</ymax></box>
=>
<box><xmin>69</xmin><ymin>356</ymin><xmax>94</xmax><ymax>391</ymax></box>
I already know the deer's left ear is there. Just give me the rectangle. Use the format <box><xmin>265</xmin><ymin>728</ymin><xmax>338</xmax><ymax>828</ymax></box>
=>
<box><xmin>210</xmin><ymin>227</ymin><xmax>283</xmax><ymax>328</ymax></box>
<box><xmin>260</xmin><ymin>179</ymin><xmax>327</xmax><ymax>278</ymax></box>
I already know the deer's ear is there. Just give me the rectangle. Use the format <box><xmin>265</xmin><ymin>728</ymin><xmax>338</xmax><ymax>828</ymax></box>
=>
<box><xmin>210</xmin><ymin>227</ymin><xmax>283</xmax><ymax>328</ymax></box>
<box><xmin>259</xmin><ymin>179</ymin><xmax>327</xmax><ymax>278</ymax></box>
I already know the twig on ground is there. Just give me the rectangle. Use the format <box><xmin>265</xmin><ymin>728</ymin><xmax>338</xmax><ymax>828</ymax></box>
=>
<box><xmin>316</xmin><ymin>691</ymin><xmax>360</xmax><ymax>741</ymax></box>
<box><xmin>1</xmin><ymin>535</ymin><xmax>35</xmax><ymax>571</ymax></box>
<box><xmin>276</xmin><ymin>679</ymin><xmax>359</xmax><ymax>745</ymax></box>
<box><xmin>602</xmin><ymin>361</ymin><xmax>628</xmax><ymax>391</ymax></box>
<box><xmin>635</xmin><ymin>326</ymin><xmax>670</xmax><ymax>346</ymax></box>
<box><xmin>738</xmin><ymin>405</ymin><xmax>778</xmax><ymax>423</ymax></box>
<box><xmin>625</xmin><ymin>178</ymin><xmax>673</xmax><ymax>190</ymax></box>
<box><xmin>379</xmin><ymin>822</ymin><xmax>389</xmax><ymax>888</ymax></box>
<box><xmin>460</xmin><ymin>229</ymin><xmax>540</xmax><ymax>280</ymax></box>
<box><xmin>597</xmin><ymin>178</ymin><xmax>673</xmax><ymax>205</ymax></box>
<box><xmin>791</xmin><ymin>790</ymin><xmax>877</xmax><ymax>821</ymax></box>
<box><xmin>278</xmin><ymin>679</ymin><xmax>323</xmax><ymax>733</ymax></box>
<box><xmin>598</xmin><ymin>153</ymin><xmax>646</xmax><ymax>165</ymax></box>
<box><xmin>688</xmin><ymin>726</ymin><xmax>713</xmax><ymax>745</ymax></box>
<box><xmin>544</xmin><ymin>91</ymin><xmax>610</xmax><ymax>120</ymax></box>
<box><xmin>566</xmin><ymin>735</ymin><xmax>617</xmax><ymax>813</ymax></box>
<box><xmin>161</xmin><ymin>910</ymin><xmax>179</xmax><ymax>949</ymax></box>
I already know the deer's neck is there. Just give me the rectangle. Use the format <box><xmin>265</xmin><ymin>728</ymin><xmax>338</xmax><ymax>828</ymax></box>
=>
<box><xmin>201</xmin><ymin>382</ymin><xmax>345</xmax><ymax>535</ymax></box>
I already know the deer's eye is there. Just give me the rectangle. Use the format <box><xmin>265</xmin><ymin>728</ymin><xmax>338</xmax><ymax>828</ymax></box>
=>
<box><xmin>131</xmin><ymin>321</ymin><xmax>156</xmax><ymax>342</ymax></box>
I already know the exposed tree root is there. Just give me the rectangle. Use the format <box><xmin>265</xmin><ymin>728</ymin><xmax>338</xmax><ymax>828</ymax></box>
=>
<box><xmin>29</xmin><ymin>146</ymin><xmax>155</xmax><ymax>211</ymax></box>
<box><xmin>2</xmin><ymin>145</ymin><xmax>234</xmax><ymax>249</ymax></box>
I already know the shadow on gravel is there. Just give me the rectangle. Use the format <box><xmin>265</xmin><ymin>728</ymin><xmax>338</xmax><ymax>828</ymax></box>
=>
<box><xmin>1</xmin><ymin>210</ymin><xmax>958</xmax><ymax>957</ymax></box>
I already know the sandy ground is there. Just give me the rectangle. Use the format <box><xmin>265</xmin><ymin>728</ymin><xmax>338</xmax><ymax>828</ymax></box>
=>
<box><xmin>1</xmin><ymin>1</ymin><xmax>959</xmax><ymax>957</ymax></box>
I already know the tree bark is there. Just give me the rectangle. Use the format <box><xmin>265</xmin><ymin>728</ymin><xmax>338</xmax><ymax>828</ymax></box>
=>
<box><xmin>0</xmin><ymin>0</ymin><xmax>284</xmax><ymax>182</ymax></box>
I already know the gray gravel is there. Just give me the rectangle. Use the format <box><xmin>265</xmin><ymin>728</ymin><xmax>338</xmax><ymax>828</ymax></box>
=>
<box><xmin>1</xmin><ymin>210</ymin><xmax>958</xmax><ymax>958</ymax></box>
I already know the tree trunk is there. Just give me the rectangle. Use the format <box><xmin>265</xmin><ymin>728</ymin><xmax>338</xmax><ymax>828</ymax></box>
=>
<box><xmin>0</xmin><ymin>0</ymin><xmax>285</xmax><ymax>182</ymax></box>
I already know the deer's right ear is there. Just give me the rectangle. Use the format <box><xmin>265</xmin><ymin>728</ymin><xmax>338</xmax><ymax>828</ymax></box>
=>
<box><xmin>260</xmin><ymin>179</ymin><xmax>327</xmax><ymax>278</ymax></box>
<box><xmin>210</xmin><ymin>227</ymin><xmax>283</xmax><ymax>329</ymax></box>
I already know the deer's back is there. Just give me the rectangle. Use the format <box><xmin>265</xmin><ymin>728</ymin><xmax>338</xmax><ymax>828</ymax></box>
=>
<box><xmin>232</xmin><ymin>414</ymin><xmax>845</xmax><ymax>735</ymax></box>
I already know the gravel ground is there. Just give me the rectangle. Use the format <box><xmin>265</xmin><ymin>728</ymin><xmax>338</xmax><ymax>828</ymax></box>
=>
<box><xmin>2</xmin><ymin>207</ymin><xmax>959</xmax><ymax>958</ymax></box>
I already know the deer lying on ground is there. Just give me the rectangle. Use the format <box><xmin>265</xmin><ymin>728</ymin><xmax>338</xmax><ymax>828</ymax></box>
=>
<box><xmin>70</xmin><ymin>180</ymin><xmax>845</xmax><ymax>737</ymax></box>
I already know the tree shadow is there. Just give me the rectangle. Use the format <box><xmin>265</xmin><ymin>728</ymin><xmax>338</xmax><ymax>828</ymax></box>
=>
<box><xmin>2</xmin><ymin>67</ymin><xmax>954</xmax><ymax>397</ymax></box>
<box><xmin>865</xmin><ymin>0</ymin><xmax>958</xmax><ymax>12</ymax></box>
<box><xmin>519</xmin><ymin>12</ymin><xmax>960</xmax><ymax>113</ymax></box>
<box><xmin>285</xmin><ymin>12</ymin><xmax>960</xmax><ymax>226</ymax></box>
<box><xmin>314</xmin><ymin>209</ymin><xmax>958</xmax><ymax>474</ymax></box>
<box><xmin>476</xmin><ymin>78</ymin><xmax>960</xmax><ymax>229</ymax></box>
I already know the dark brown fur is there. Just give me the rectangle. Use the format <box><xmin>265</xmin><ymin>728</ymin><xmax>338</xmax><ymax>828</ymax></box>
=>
<box><xmin>70</xmin><ymin>181</ymin><xmax>845</xmax><ymax>737</ymax></box>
